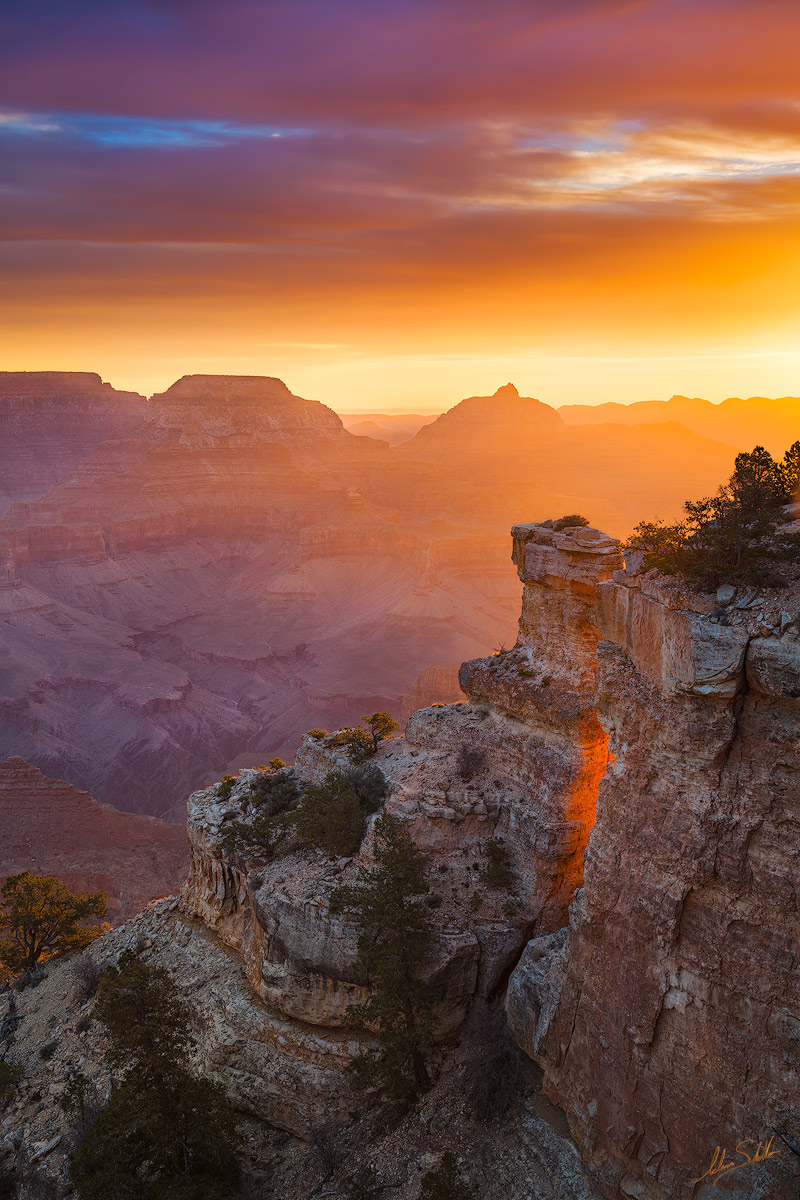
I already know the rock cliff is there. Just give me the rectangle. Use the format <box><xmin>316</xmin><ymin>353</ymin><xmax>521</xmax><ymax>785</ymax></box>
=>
<box><xmin>3</xmin><ymin>520</ymin><xmax>798</xmax><ymax>1199</ymax></box>
<box><xmin>502</xmin><ymin>527</ymin><xmax>800</xmax><ymax>1199</ymax></box>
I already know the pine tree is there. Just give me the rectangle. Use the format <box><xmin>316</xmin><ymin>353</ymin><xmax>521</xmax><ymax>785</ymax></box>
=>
<box><xmin>330</xmin><ymin>815</ymin><xmax>436</xmax><ymax>1109</ymax></box>
<box><xmin>70</xmin><ymin>952</ymin><xmax>239</xmax><ymax>1199</ymax></box>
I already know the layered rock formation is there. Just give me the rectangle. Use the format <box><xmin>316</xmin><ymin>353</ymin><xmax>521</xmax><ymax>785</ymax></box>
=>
<box><xmin>0</xmin><ymin>372</ymin><xmax>146</xmax><ymax>515</ymax></box>
<box><xmin>0</xmin><ymin>757</ymin><xmax>187</xmax><ymax>919</ymax></box>
<box><xmin>2</xmin><ymin>518</ymin><xmax>798</xmax><ymax>1199</ymax></box>
<box><xmin>503</xmin><ymin>528</ymin><xmax>800</xmax><ymax>1199</ymax></box>
<box><xmin>177</xmin><ymin>518</ymin><xmax>798</xmax><ymax>1195</ymax></box>
<box><xmin>401</xmin><ymin>383</ymin><xmax>739</xmax><ymax>535</ymax></box>
<box><xmin>173</xmin><ymin>524</ymin><xmax>627</xmax><ymax>1136</ymax></box>
<box><xmin>0</xmin><ymin>372</ymin><xmax>521</xmax><ymax>814</ymax></box>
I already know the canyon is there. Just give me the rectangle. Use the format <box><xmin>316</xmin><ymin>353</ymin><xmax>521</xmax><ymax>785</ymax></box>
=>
<box><xmin>3</xmin><ymin>518</ymin><xmax>797</xmax><ymax>1199</ymax></box>
<box><xmin>0</xmin><ymin>756</ymin><xmax>187</xmax><ymax>920</ymax></box>
<box><xmin>0</xmin><ymin>372</ymin><xmax>756</xmax><ymax>819</ymax></box>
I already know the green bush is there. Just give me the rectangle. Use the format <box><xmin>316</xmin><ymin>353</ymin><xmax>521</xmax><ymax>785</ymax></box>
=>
<box><xmin>480</xmin><ymin>839</ymin><xmax>513</xmax><ymax>889</ymax></box>
<box><xmin>291</xmin><ymin>775</ymin><xmax>365</xmax><ymax>857</ymax></box>
<box><xmin>39</xmin><ymin>1039</ymin><xmax>58</xmax><ymax>1061</ymax></box>
<box><xmin>70</xmin><ymin>952</ymin><xmax>239</xmax><ymax>1199</ymax></box>
<box><xmin>341</xmin><ymin>763</ymin><xmax>387</xmax><ymax>813</ymax></box>
<box><xmin>217</xmin><ymin>774</ymin><xmax>237</xmax><ymax>801</ymax></box>
<box><xmin>626</xmin><ymin>442</ymin><xmax>800</xmax><ymax>590</ymax></box>
<box><xmin>337</xmin><ymin>712</ymin><xmax>398</xmax><ymax>763</ymax></box>
<box><xmin>249</xmin><ymin>768</ymin><xmax>300</xmax><ymax>814</ymax></box>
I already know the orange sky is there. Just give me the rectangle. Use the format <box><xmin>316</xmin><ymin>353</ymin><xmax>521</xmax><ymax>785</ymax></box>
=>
<box><xmin>2</xmin><ymin>0</ymin><xmax>800</xmax><ymax>411</ymax></box>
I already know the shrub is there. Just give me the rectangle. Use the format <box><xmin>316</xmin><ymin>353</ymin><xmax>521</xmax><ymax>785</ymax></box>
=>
<box><xmin>249</xmin><ymin>768</ymin><xmax>300</xmax><ymax>814</ymax></box>
<box><xmin>0</xmin><ymin>1059</ymin><xmax>23</xmax><ymax>1108</ymax></box>
<box><xmin>418</xmin><ymin>1151</ymin><xmax>473</xmax><ymax>1200</ymax></box>
<box><xmin>625</xmin><ymin>442</ymin><xmax>800</xmax><ymax>590</ymax></box>
<box><xmin>218</xmin><ymin>807</ymin><xmax>289</xmax><ymax>860</ymax></box>
<box><xmin>60</xmin><ymin>1071</ymin><xmax>101</xmax><ymax>1150</ymax></box>
<box><xmin>219</xmin><ymin>769</ymin><xmax>300</xmax><ymax>859</ymax></box>
<box><xmin>217</xmin><ymin>774</ymin><xmax>237</xmax><ymax>800</ymax></box>
<box><xmin>71</xmin><ymin>952</ymin><xmax>104</xmax><ymax>1002</ymax></box>
<box><xmin>330</xmin><ymin>816</ymin><xmax>436</xmax><ymax>1109</ymax></box>
<box><xmin>337</xmin><ymin>713</ymin><xmax>398</xmax><ymax>763</ymax></box>
<box><xmin>268</xmin><ymin>757</ymin><xmax>286</xmax><ymax>771</ymax></box>
<box><xmin>469</xmin><ymin>890</ymin><xmax>482</xmax><ymax>912</ymax></box>
<box><xmin>39</xmin><ymin>1040</ymin><xmax>57</xmax><ymax>1061</ymax></box>
<box><xmin>292</xmin><ymin>775</ymin><xmax>365</xmax><ymax>857</ymax></box>
<box><xmin>336</xmin><ymin>725</ymin><xmax>377</xmax><ymax>764</ymax></box>
<box><xmin>307</xmin><ymin>728</ymin><xmax>328</xmax><ymax>740</ymax></box>
<box><xmin>456</xmin><ymin>744</ymin><xmax>485</xmax><ymax>781</ymax></box>
<box><xmin>76</xmin><ymin>1015</ymin><xmax>92</xmax><ymax>1034</ymax></box>
<box><xmin>463</xmin><ymin>1002</ymin><xmax>523</xmax><ymax>1124</ymax></box>
<box><xmin>552</xmin><ymin>514</ymin><xmax>589</xmax><ymax>531</ymax></box>
<box><xmin>480</xmin><ymin>839</ymin><xmax>513</xmax><ymax>889</ymax></box>
<box><xmin>502</xmin><ymin>899</ymin><xmax>519</xmax><ymax>919</ymax></box>
<box><xmin>341</xmin><ymin>762</ymin><xmax>387</xmax><ymax>814</ymax></box>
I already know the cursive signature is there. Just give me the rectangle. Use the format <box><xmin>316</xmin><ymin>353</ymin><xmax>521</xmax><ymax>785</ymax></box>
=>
<box><xmin>692</xmin><ymin>1137</ymin><xmax>782</xmax><ymax>1188</ymax></box>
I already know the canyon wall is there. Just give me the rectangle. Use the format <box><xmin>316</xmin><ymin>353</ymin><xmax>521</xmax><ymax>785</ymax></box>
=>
<box><xmin>0</xmin><ymin>756</ymin><xmax>187</xmax><ymax>919</ymax></box>
<box><xmin>505</xmin><ymin>527</ymin><xmax>800</xmax><ymax>1199</ymax></box>
<box><xmin>4</xmin><ymin>519</ymin><xmax>798</xmax><ymax>1198</ymax></box>
<box><xmin>0</xmin><ymin>372</ymin><xmax>520</xmax><ymax>815</ymax></box>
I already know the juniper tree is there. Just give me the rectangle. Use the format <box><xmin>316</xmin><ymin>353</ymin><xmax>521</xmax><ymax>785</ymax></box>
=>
<box><xmin>0</xmin><ymin>873</ymin><xmax>106</xmax><ymax>978</ymax></box>
<box><xmin>626</xmin><ymin>443</ymin><xmax>800</xmax><ymax>589</ymax></box>
<box><xmin>330</xmin><ymin>815</ymin><xmax>436</xmax><ymax>1108</ymax></box>
<box><xmin>70</xmin><ymin>951</ymin><xmax>239</xmax><ymax>1200</ymax></box>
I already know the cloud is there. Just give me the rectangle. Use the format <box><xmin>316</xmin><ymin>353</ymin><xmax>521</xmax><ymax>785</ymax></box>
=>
<box><xmin>2</xmin><ymin>0</ymin><xmax>800</xmax><ymax>402</ymax></box>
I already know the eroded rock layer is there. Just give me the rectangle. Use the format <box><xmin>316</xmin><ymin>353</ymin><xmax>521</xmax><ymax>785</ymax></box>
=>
<box><xmin>505</xmin><ymin>529</ymin><xmax>800</xmax><ymax>1199</ymax></box>
<box><xmin>0</xmin><ymin>756</ymin><xmax>187</xmax><ymax>919</ymax></box>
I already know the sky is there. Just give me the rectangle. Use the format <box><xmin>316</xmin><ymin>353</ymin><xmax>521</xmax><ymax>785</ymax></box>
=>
<box><xmin>2</xmin><ymin>0</ymin><xmax>800</xmax><ymax>412</ymax></box>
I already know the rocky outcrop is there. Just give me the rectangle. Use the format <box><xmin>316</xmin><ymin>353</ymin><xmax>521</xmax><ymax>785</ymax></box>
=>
<box><xmin>0</xmin><ymin>757</ymin><xmax>187</xmax><ymax>918</ymax></box>
<box><xmin>503</xmin><ymin>534</ymin><xmax>800</xmax><ymax>1199</ymax></box>
<box><xmin>174</xmin><ymin>523</ymin><xmax>628</xmax><ymax>1134</ymax></box>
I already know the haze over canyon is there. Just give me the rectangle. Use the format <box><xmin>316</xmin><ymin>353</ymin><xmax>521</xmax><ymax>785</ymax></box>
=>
<box><xmin>1</xmin><ymin>370</ymin><xmax>798</xmax><ymax>821</ymax></box>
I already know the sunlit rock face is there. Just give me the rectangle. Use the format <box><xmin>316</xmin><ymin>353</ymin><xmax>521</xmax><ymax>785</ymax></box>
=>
<box><xmin>175</xmin><ymin>521</ymin><xmax>629</xmax><ymax>1133</ymax></box>
<box><xmin>507</xmin><ymin>538</ymin><xmax>800</xmax><ymax>1199</ymax></box>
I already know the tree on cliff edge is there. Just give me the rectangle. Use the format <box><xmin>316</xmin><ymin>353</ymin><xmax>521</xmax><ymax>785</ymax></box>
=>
<box><xmin>0</xmin><ymin>872</ymin><xmax>106</xmax><ymax>979</ymax></box>
<box><xmin>330</xmin><ymin>815</ymin><xmax>436</xmax><ymax>1109</ymax></box>
<box><xmin>71</xmin><ymin>951</ymin><xmax>239</xmax><ymax>1200</ymax></box>
<box><xmin>626</xmin><ymin>442</ymin><xmax>800</xmax><ymax>589</ymax></box>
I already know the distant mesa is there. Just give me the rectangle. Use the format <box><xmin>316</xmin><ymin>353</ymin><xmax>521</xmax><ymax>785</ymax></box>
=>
<box><xmin>408</xmin><ymin>382</ymin><xmax>564</xmax><ymax>446</ymax></box>
<box><xmin>149</xmin><ymin>373</ymin><xmax>346</xmax><ymax>439</ymax></box>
